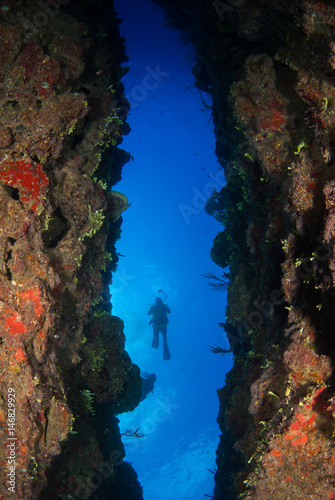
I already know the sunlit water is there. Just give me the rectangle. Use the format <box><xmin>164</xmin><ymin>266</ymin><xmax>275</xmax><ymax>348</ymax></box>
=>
<box><xmin>110</xmin><ymin>1</ymin><xmax>232</xmax><ymax>498</ymax></box>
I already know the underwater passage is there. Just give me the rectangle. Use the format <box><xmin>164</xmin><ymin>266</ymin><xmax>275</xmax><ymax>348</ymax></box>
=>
<box><xmin>110</xmin><ymin>0</ymin><xmax>229</xmax><ymax>493</ymax></box>
<box><xmin>0</xmin><ymin>0</ymin><xmax>335</xmax><ymax>499</ymax></box>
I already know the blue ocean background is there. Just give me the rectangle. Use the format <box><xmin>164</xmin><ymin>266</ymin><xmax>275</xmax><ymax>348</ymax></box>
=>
<box><xmin>111</xmin><ymin>0</ymin><xmax>232</xmax><ymax>498</ymax></box>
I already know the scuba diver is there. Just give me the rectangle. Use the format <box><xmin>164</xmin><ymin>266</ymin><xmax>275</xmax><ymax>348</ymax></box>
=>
<box><xmin>148</xmin><ymin>290</ymin><xmax>171</xmax><ymax>360</ymax></box>
<box><xmin>140</xmin><ymin>372</ymin><xmax>157</xmax><ymax>401</ymax></box>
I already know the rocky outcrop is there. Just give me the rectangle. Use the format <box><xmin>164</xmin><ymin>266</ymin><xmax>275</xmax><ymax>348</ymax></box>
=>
<box><xmin>0</xmin><ymin>2</ymin><xmax>142</xmax><ymax>499</ymax></box>
<box><xmin>155</xmin><ymin>0</ymin><xmax>335</xmax><ymax>498</ymax></box>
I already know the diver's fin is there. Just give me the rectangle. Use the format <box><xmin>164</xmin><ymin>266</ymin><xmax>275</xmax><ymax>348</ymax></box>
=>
<box><xmin>163</xmin><ymin>343</ymin><xmax>171</xmax><ymax>361</ymax></box>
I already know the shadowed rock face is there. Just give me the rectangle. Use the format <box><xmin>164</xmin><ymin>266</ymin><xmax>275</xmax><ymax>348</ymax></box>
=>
<box><xmin>0</xmin><ymin>1</ymin><xmax>142</xmax><ymax>499</ymax></box>
<box><xmin>154</xmin><ymin>0</ymin><xmax>335</xmax><ymax>498</ymax></box>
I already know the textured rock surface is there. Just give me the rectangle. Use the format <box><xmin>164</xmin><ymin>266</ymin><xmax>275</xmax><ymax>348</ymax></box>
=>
<box><xmin>0</xmin><ymin>1</ymin><xmax>142</xmax><ymax>499</ymax></box>
<box><xmin>155</xmin><ymin>0</ymin><xmax>335</xmax><ymax>498</ymax></box>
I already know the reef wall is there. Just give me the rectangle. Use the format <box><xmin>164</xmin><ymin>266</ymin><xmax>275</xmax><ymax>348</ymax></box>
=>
<box><xmin>0</xmin><ymin>1</ymin><xmax>143</xmax><ymax>499</ymax></box>
<box><xmin>155</xmin><ymin>0</ymin><xmax>335</xmax><ymax>498</ymax></box>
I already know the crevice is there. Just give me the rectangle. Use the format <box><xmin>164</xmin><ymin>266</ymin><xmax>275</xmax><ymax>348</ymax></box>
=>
<box><xmin>42</xmin><ymin>207</ymin><xmax>70</xmax><ymax>249</ymax></box>
<box><xmin>4</xmin><ymin>238</ymin><xmax>15</xmax><ymax>281</ymax></box>
<box><xmin>3</xmin><ymin>184</ymin><xmax>20</xmax><ymax>201</ymax></box>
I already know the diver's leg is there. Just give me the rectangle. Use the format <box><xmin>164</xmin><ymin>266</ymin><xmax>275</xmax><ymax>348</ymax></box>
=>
<box><xmin>152</xmin><ymin>327</ymin><xmax>159</xmax><ymax>348</ymax></box>
<box><xmin>161</xmin><ymin>328</ymin><xmax>170</xmax><ymax>360</ymax></box>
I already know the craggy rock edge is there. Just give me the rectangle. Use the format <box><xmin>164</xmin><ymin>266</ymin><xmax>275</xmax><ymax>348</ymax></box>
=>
<box><xmin>0</xmin><ymin>1</ymin><xmax>143</xmax><ymax>499</ymax></box>
<box><xmin>155</xmin><ymin>0</ymin><xmax>335</xmax><ymax>498</ymax></box>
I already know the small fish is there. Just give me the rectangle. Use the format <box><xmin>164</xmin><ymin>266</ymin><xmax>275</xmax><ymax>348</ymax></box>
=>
<box><xmin>95</xmin><ymin>69</ymin><xmax>104</xmax><ymax>75</ymax></box>
<box><xmin>194</xmin><ymin>152</ymin><xmax>199</xmax><ymax>157</ymax></box>
<box><xmin>201</xmin><ymin>166</ymin><xmax>205</xmax><ymax>171</ymax></box>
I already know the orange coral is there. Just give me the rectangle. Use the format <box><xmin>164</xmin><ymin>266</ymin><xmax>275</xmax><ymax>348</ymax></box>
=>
<box><xmin>0</xmin><ymin>160</ymin><xmax>48</xmax><ymax>213</ymax></box>
<box><xmin>19</xmin><ymin>287</ymin><xmax>44</xmax><ymax>317</ymax></box>
<box><xmin>5</xmin><ymin>313</ymin><xmax>26</xmax><ymax>335</ymax></box>
<box><xmin>14</xmin><ymin>348</ymin><xmax>27</xmax><ymax>362</ymax></box>
<box><xmin>259</xmin><ymin>102</ymin><xmax>286</xmax><ymax>132</ymax></box>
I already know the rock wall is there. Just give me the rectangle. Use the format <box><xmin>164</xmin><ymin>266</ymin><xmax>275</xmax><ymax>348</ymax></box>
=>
<box><xmin>155</xmin><ymin>0</ymin><xmax>335</xmax><ymax>498</ymax></box>
<box><xmin>0</xmin><ymin>1</ymin><xmax>143</xmax><ymax>499</ymax></box>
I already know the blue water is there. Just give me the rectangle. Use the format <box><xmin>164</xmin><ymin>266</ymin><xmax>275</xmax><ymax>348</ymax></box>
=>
<box><xmin>111</xmin><ymin>1</ymin><xmax>232</xmax><ymax>498</ymax></box>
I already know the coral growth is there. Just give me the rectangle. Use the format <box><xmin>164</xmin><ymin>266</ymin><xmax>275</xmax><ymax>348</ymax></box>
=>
<box><xmin>0</xmin><ymin>1</ymin><xmax>142</xmax><ymax>498</ymax></box>
<box><xmin>0</xmin><ymin>160</ymin><xmax>48</xmax><ymax>213</ymax></box>
<box><xmin>155</xmin><ymin>0</ymin><xmax>335</xmax><ymax>498</ymax></box>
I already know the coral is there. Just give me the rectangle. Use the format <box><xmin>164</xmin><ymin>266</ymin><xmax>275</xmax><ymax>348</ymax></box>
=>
<box><xmin>0</xmin><ymin>159</ymin><xmax>48</xmax><ymax>213</ymax></box>
<box><xmin>110</xmin><ymin>190</ymin><xmax>130</xmax><ymax>222</ymax></box>
<box><xmin>0</xmin><ymin>1</ymin><xmax>141</xmax><ymax>499</ymax></box>
<box><xmin>153</xmin><ymin>0</ymin><xmax>335</xmax><ymax>498</ymax></box>
<box><xmin>211</xmin><ymin>230</ymin><xmax>231</xmax><ymax>269</ymax></box>
<box><xmin>78</xmin><ymin>207</ymin><xmax>105</xmax><ymax>242</ymax></box>
<box><xmin>283</xmin><ymin>323</ymin><xmax>332</xmax><ymax>389</ymax></box>
<box><xmin>79</xmin><ymin>313</ymin><xmax>141</xmax><ymax>407</ymax></box>
<box><xmin>80</xmin><ymin>389</ymin><xmax>96</xmax><ymax>415</ymax></box>
<box><xmin>230</xmin><ymin>54</ymin><xmax>291</xmax><ymax>177</ymax></box>
<box><xmin>226</xmin><ymin>265</ymin><xmax>253</xmax><ymax>329</ymax></box>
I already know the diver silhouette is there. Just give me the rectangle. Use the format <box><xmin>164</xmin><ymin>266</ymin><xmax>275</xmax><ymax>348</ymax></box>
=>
<box><xmin>140</xmin><ymin>372</ymin><xmax>157</xmax><ymax>401</ymax></box>
<box><xmin>148</xmin><ymin>294</ymin><xmax>171</xmax><ymax>360</ymax></box>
